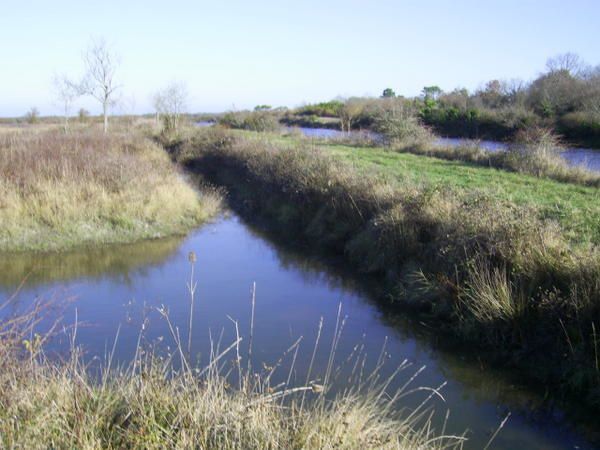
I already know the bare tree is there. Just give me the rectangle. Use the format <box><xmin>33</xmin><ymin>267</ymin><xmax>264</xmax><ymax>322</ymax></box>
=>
<box><xmin>78</xmin><ymin>108</ymin><xmax>90</xmax><ymax>123</ymax></box>
<box><xmin>154</xmin><ymin>82</ymin><xmax>188</xmax><ymax>132</ymax></box>
<box><xmin>81</xmin><ymin>38</ymin><xmax>120</xmax><ymax>133</ymax></box>
<box><xmin>501</xmin><ymin>79</ymin><xmax>528</xmax><ymax>107</ymax></box>
<box><xmin>53</xmin><ymin>74</ymin><xmax>79</xmax><ymax>132</ymax></box>
<box><xmin>25</xmin><ymin>107</ymin><xmax>40</xmax><ymax>124</ymax></box>
<box><xmin>338</xmin><ymin>98</ymin><xmax>365</xmax><ymax>133</ymax></box>
<box><xmin>151</xmin><ymin>91</ymin><xmax>166</xmax><ymax>128</ymax></box>
<box><xmin>545</xmin><ymin>52</ymin><xmax>584</xmax><ymax>76</ymax></box>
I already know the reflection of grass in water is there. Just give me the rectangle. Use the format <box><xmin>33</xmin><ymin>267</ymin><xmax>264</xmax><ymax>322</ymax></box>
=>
<box><xmin>242</xmin><ymin>218</ymin><xmax>371</xmax><ymax>295</ymax></box>
<box><xmin>0</xmin><ymin>235</ymin><xmax>183</xmax><ymax>289</ymax></box>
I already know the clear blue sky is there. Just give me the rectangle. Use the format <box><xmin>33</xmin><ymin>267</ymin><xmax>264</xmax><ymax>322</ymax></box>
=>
<box><xmin>0</xmin><ymin>0</ymin><xmax>598</xmax><ymax>116</ymax></box>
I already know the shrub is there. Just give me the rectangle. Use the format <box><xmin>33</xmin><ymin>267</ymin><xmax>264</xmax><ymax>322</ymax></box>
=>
<box><xmin>503</xmin><ymin>127</ymin><xmax>569</xmax><ymax>177</ymax></box>
<box><xmin>296</xmin><ymin>100</ymin><xmax>344</xmax><ymax>117</ymax></box>
<box><xmin>219</xmin><ymin>110</ymin><xmax>280</xmax><ymax>132</ymax></box>
<box><xmin>24</xmin><ymin>107</ymin><xmax>39</xmax><ymax>124</ymax></box>
<box><xmin>373</xmin><ymin>110</ymin><xmax>433</xmax><ymax>149</ymax></box>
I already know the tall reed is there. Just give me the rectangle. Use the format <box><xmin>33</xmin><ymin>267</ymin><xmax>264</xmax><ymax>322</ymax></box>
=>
<box><xmin>0</xmin><ymin>268</ymin><xmax>471</xmax><ymax>449</ymax></box>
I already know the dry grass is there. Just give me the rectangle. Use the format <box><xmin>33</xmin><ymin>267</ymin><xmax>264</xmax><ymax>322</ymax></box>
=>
<box><xmin>0</xmin><ymin>126</ymin><xmax>221</xmax><ymax>252</ymax></box>
<box><xmin>0</xmin><ymin>355</ymin><xmax>463</xmax><ymax>449</ymax></box>
<box><xmin>459</xmin><ymin>260</ymin><xmax>525</xmax><ymax>324</ymax></box>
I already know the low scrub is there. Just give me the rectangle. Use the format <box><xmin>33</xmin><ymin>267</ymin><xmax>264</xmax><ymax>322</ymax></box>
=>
<box><xmin>170</xmin><ymin>128</ymin><xmax>600</xmax><ymax>410</ymax></box>
<box><xmin>219</xmin><ymin>110</ymin><xmax>280</xmax><ymax>132</ymax></box>
<box><xmin>0</xmin><ymin>127</ymin><xmax>221</xmax><ymax>252</ymax></box>
<box><xmin>372</xmin><ymin>110</ymin><xmax>434</xmax><ymax>150</ymax></box>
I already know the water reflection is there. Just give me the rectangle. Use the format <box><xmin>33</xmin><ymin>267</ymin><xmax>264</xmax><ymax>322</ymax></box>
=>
<box><xmin>243</xmin><ymin>218</ymin><xmax>600</xmax><ymax>448</ymax></box>
<box><xmin>0</xmin><ymin>216</ymin><xmax>597</xmax><ymax>449</ymax></box>
<box><xmin>0</xmin><ymin>236</ymin><xmax>184</xmax><ymax>290</ymax></box>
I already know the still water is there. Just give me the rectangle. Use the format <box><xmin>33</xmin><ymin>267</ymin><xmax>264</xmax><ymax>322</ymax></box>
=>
<box><xmin>293</xmin><ymin>126</ymin><xmax>600</xmax><ymax>172</ymax></box>
<box><xmin>0</xmin><ymin>214</ymin><xmax>596</xmax><ymax>449</ymax></box>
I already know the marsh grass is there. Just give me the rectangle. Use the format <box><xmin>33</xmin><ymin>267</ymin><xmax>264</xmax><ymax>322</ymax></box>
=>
<box><xmin>168</xmin><ymin>127</ymin><xmax>600</xmax><ymax>409</ymax></box>
<box><xmin>0</xmin><ymin>127</ymin><xmax>221</xmax><ymax>252</ymax></box>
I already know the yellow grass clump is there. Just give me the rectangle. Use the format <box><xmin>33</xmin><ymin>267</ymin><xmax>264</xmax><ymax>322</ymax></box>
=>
<box><xmin>0</xmin><ymin>127</ymin><xmax>221</xmax><ymax>252</ymax></box>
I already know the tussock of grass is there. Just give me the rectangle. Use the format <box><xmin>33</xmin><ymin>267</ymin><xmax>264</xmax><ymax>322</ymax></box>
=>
<box><xmin>0</xmin><ymin>359</ymin><xmax>462</xmax><ymax>449</ymax></box>
<box><xmin>168</xmin><ymin>127</ymin><xmax>600</xmax><ymax>409</ymax></box>
<box><xmin>0</xmin><ymin>128</ymin><xmax>221</xmax><ymax>252</ymax></box>
<box><xmin>459</xmin><ymin>260</ymin><xmax>525</xmax><ymax>324</ymax></box>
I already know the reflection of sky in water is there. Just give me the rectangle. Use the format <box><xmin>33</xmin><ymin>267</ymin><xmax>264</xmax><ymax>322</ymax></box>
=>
<box><xmin>0</xmin><ymin>216</ymin><xmax>596</xmax><ymax>450</ymax></box>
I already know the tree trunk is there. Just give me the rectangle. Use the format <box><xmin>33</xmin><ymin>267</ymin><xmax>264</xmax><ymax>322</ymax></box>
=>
<box><xmin>103</xmin><ymin>101</ymin><xmax>108</xmax><ymax>133</ymax></box>
<box><xmin>64</xmin><ymin>105</ymin><xmax>69</xmax><ymax>133</ymax></box>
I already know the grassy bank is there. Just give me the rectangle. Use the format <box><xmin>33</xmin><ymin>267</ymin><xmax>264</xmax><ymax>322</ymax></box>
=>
<box><xmin>167</xmin><ymin>127</ymin><xmax>600</xmax><ymax>411</ymax></box>
<box><xmin>385</xmin><ymin>128</ymin><xmax>600</xmax><ymax>188</ymax></box>
<box><xmin>1</xmin><ymin>362</ymin><xmax>456</xmax><ymax>449</ymax></box>
<box><xmin>321</xmin><ymin>143</ymin><xmax>600</xmax><ymax>245</ymax></box>
<box><xmin>291</xmin><ymin>121</ymin><xmax>600</xmax><ymax>187</ymax></box>
<box><xmin>0</xmin><ymin>126</ymin><xmax>221</xmax><ymax>252</ymax></box>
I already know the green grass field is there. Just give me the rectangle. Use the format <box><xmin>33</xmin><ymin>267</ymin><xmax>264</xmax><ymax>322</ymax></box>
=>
<box><xmin>324</xmin><ymin>142</ymin><xmax>600</xmax><ymax>245</ymax></box>
<box><xmin>264</xmin><ymin>133</ymin><xmax>599</xmax><ymax>247</ymax></box>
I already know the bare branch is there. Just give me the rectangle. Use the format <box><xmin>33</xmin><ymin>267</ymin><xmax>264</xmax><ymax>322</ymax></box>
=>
<box><xmin>52</xmin><ymin>74</ymin><xmax>80</xmax><ymax>132</ymax></box>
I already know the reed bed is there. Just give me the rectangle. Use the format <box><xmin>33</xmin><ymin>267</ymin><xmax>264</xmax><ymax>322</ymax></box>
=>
<box><xmin>0</xmin><ymin>127</ymin><xmax>221</xmax><ymax>252</ymax></box>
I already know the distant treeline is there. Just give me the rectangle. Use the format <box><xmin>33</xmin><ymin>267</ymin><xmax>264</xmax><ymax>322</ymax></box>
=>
<box><xmin>418</xmin><ymin>53</ymin><xmax>600</xmax><ymax>147</ymax></box>
<box><xmin>282</xmin><ymin>53</ymin><xmax>600</xmax><ymax>148</ymax></box>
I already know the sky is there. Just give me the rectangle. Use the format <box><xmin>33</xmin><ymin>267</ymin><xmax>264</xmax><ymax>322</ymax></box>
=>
<box><xmin>0</xmin><ymin>0</ymin><xmax>598</xmax><ymax>116</ymax></box>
